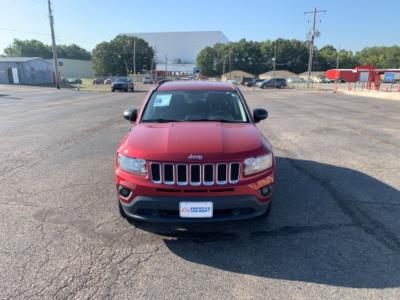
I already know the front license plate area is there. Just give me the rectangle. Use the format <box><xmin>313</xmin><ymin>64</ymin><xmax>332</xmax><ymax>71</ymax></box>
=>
<box><xmin>179</xmin><ymin>202</ymin><xmax>213</xmax><ymax>218</ymax></box>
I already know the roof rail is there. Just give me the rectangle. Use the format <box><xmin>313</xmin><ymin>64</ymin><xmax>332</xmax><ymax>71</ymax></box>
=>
<box><xmin>155</xmin><ymin>79</ymin><xmax>170</xmax><ymax>90</ymax></box>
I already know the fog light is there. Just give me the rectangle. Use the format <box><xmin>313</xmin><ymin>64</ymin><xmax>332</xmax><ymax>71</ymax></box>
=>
<box><xmin>118</xmin><ymin>185</ymin><xmax>132</xmax><ymax>198</ymax></box>
<box><xmin>260</xmin><ymin>185</ymin><xmax>272</xmax><ymax>197</ymax></box>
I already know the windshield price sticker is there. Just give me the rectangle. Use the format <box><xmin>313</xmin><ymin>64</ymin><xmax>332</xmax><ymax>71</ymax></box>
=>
<box><xmin>154</xmin><ymin>94</ymin><xmax>172</xmax><ymax>107</ymax></box>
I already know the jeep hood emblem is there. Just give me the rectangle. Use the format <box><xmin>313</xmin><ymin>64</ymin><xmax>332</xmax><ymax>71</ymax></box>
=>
<box><xmin>187</xmin><ymin>154</ymin><xmax>203</xmax><ymax>160</ymax></box>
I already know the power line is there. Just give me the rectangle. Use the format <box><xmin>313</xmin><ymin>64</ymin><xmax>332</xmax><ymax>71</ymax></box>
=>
<box><xmin>304</xmin><ymin>7</ymin><xmax>326</xmax><ymax>88</ymax></box>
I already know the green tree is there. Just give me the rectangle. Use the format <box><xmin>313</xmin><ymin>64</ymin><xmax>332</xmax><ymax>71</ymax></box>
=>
<box><xmin>196</xmin><ymin>46</ymin><xmax>218</xmax><ymax>76</ymax></box>
<box><xmin>317</xmin><ymin>45</ymin><xmax>358</xmax><ymax>70</ymax></box>
<box><xmin>92</xmin><ymin>35</ymin><xmax>154</xmax><ymax>76</ymax></box>
<box><xmin>355</xmin><ymin>46</ymin><xmax>400</xmax><ymax>68</ymax></box>
<box><xmin>4</xmin><ymin>39</ymin><xmax>52</xmax><ymax>58</ymax></box>
<box><xmin>57</xmin><ymin>44</ymin><xmax>91</xmax><ymax>60</ymax></box>
<box><xmin>4</xmin><ymin>39</ymin><xmax>91</xmax><ymax>60</ymax></box>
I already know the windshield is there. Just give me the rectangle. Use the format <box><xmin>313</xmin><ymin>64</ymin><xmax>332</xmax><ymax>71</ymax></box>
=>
<box><xmin>115</xmin><ymin>77</ymin><xmax>128</xmax><ymax>82</ymax></box>
<box><xmin>141</xmin><ymin>90</ymin><xmax>249</xmax><ymax>123</ymax></box>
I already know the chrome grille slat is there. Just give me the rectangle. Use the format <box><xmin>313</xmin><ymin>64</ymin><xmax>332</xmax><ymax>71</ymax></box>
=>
<box><xmin>229</xmin><ymin>163</ymin><xmax>240</xmax><ymax>184</ymax></box>
<box><xmin>150</xmin><ymin>162</ymin><xmax>239</xmax><ymax>186</ymax></box>
<box><xmin>190</xmin><ymin>164</ymin><xmax>201</xmax><ymax>186</ymax></box>
<box><xmin>216</xmin><ymin>163</ymin><xmax>227</xmax><ymax>185</ymax></box>
<box><xmin>163</xmin><ymin>163</ymin><xmax>174</xmax><ymax>185</ymax></box>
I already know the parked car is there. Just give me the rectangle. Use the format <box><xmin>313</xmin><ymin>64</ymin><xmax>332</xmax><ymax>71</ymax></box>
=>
<box><xmin>67</xmin><ymin>78</ymin><xmax>82</xmax><ymax>85</ymax></box>
<box><xmin>116</xmin><ymin>81</ymin><xmax>275</xmax><ymax>222</ymax></box>
<box><xmin>111</xmin><ymin>76</ymin><xmax>134</xmax><ymax>92</ymax></box>
<box><xmin>319</xmin><ymin>77</ymin><xmax>334</xmax><ymax>84</ymax></box>
<box><xmin>60</xmin><ymin>77</ymin><xmax>68</xmax><ymax>84</ymax></box>
<box><xmin>143</xmin><ymin>76</ymin><xmax>153</xmax><ymax>84</ymax></box>
<box><xmin>260</xmin><ymin>78</ymin><xmax>287</xmax><ymax>89</ymax></box>
<box><xmin>286</xmin><ymin>77</ymin><xmax>306</xmax><ymax>84</ymax></box>
<box><xmin>241</xmin><ymin>77</ymin><xmax>254</xmax><ymax>85</ymax></box>
<box><xmin>227</xmin><ymin>79</ymin><xmax>238</xmax><ymax>85</ymax></box>
<box><xmin>245</xmin><ymin>79</ymin><xmax>264</xmax><ymax>87</ymax></box>
<box><xmin>335</xmin><ymin>78</ymin><xmax>346</xmax><ymax>83</ymax></box>
<box><xmin>92</xmin><ymin>78</ymin><xmax>104</xmax><ymax>85</ymax></box>
<box><xmin>255</xmin><ymin>80</ymin><xmax>266</xmax><ymax>88</ymax></box>
<box><xmin>104</xmin><ymin>78</ymin><xmax>112</xmax><ymax>85</ymax></box>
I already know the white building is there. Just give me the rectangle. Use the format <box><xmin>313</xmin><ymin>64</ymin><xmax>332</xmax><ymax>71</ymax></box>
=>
<box><xmin>124</xmin><ymin>31</ymin><xmax>229</xmax><ymax>73</ymax></box>
<box><xmin>46</xmin><ymin>58</ymin><xmax>94</xmax><ymax>78</ymax></box>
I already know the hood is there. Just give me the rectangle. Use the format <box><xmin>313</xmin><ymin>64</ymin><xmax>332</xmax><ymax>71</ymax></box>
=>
<box><xmin>120</xmin><ymin>122</ymin><xmax>268</xmax><ymax>162</ymax></box>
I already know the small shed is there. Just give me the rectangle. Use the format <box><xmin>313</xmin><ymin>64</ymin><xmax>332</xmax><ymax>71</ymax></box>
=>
<box><xmin>0</xmin><ymin>57</ymin><xmax>53</xmax><ymax>85</ymax></box>
<box><xmin>259</xmin><ymin>70</ymin><xmax>297</xmax><ymax>80</ymax></box>
<box><xmin>221</xmin><ymin>70</ymin><xmax>254</xmax><ymax>82</ymax></box>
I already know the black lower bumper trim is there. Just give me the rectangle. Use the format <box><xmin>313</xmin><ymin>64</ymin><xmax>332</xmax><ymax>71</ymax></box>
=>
<box><xmin>120</xmin><ymin>195</ymin><xmax>270</xmax><ymax>223</ymax></box>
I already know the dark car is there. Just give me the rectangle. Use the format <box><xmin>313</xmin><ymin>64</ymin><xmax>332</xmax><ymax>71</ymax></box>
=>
<box><xmin>241</xmin><ymin>77</ymin><xmax>254</xmax><ymax>85</ymax></box>
<box><xmin>92</xmin><ymin>78</ymin><xmax>104</xmax><ymax>85</ymax></box>
<box><xmin>260</xmin><ymin>78</ymin><xmax>287</xmax><ymax>89</ymax></box>
<box><xmin>111</xmin><ymin>76</ymin><xmax>134</xmax><ymax>92</ymax></box>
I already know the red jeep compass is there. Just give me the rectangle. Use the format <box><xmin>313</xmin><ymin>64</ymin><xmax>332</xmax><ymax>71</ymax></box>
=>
<box><xmin>115</xmin><ymin>81</ymin><xmax>275</xmax><ymax>222</ymax></box>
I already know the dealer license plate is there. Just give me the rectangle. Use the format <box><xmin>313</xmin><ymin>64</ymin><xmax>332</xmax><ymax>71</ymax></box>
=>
<box><xmin>179</xmin><ymin>202</ymin><xmax>213</xmax><ymax>218</ymax></box>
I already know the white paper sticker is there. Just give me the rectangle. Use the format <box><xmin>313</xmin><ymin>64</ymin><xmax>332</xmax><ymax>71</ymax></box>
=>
<box><xmin>153</xmin><ymin>94</ymin><xmax>172</xmax><ymax>107</ymax></box>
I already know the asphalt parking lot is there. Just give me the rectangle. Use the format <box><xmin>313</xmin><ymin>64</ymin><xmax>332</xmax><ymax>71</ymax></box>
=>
<box><xmin>1</xmin><ymin>85</ymin><xmax>399</xmax><ymax>299</ymax></box>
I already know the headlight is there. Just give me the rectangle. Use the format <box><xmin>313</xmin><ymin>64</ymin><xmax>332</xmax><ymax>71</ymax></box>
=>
<box><xmin>118</xmin><ymin>154</ymin><xmax>147</xmax><ymax>176</ymax></box>
<box><xmin>244</xmin><ymin>153</ymin><xmax>273</xmax><ymax>176</ymax></box>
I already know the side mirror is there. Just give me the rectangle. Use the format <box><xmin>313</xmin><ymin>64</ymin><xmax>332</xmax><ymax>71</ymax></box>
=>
<box><xmin>253</xmin><ymin>108</ymin><xmax>268</xmax><ymax>123</ymax></box>
<box><xmin>123</xmin><ymin>108</ymin><xmax>137</xmax><ymax>122</ymax></box>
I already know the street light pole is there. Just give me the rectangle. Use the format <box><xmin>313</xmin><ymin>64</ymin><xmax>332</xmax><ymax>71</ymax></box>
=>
<box><xmin>336</xmin><ymin>45</ymin><xmax>340</xmax><ymax>70</ymax></box>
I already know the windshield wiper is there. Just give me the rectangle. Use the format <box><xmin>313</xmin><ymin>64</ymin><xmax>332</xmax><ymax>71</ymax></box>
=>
<box><xmin>142</xmin><ymin>118</ymin><xmax>181</xmax><ymax>123</ymax></box>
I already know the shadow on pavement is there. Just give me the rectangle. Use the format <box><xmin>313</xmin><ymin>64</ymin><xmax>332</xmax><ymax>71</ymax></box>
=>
<box><xmin>134</xmin><ymin>157</ymin><xmax>400</xmax><ymax>288</ymax></box>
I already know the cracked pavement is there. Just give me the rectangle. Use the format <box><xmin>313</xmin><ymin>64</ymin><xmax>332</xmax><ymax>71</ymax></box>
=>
<box><xmin>0</xmin><ymin>85</ymin><xmax>399</xmax><ymax>299</ymax></box>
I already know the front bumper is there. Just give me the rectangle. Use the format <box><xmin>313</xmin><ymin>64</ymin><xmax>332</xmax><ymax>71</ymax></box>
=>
<box><xmin>112</xmin><ymin>84</ymin><xmax>128</xmax><ymax>90</ymax></box>
<box><xmin>120</xmin><ymin>195</ymin><xmax>271</xmax><ymax>223</ymax></box>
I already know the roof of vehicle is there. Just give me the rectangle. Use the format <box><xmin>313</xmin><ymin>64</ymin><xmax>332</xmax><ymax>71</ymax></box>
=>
<box><xmin>157</xmin><ymin>80</ymin><xmax>235</xmax><ymax>92</ymax></box>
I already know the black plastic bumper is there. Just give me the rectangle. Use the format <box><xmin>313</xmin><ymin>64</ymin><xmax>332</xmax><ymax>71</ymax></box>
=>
<box><xmin>120</xmin><ymin>195</ymin><xmax>271</xmax><ymax>223</ymax></box>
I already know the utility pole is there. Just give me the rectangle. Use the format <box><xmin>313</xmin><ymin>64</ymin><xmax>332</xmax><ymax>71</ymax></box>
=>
<box><xmin>229</xmin><ymin>49</ymin><xmax>232</xmax><ymax>79</ymax></box>
<box><xmin>304</xmin><ymin>7</ymin><xmax>326</xmax><ymax>88</ymax></box>
<box><xmin>222</xmin><ymin>55</ymin><xmax>226</xmax><ymax>76</ymax></box>
<box><xmin>48</xmin><ymin>0</ymin><xmax>60</xmax><ymax>89</ymax></box>
<box><xmin>336</xmin><ymin>45</ymin><xmax>340</xmax><ymax>70</ymax></box>
<box><xmin>273</xmin><ymin>44</ymin><xmax>277</xmax><ymax>88</ymax></box>
<box><xmin>133</xmin><ymin>39</ymin><xmax>136</xmax><ymax>83</ymax></box>
<box><xmin>165</xmin><ymin>54</ymin><xmax>168</xmax><ymax>79</ymax></box>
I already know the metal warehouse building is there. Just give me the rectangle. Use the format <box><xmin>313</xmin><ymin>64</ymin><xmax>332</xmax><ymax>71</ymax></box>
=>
<box><xmin>124</xmin><ymin>31</ymin><xmax>229</xmax><ymax>71</ymax></box>
<box><xmin>0</xmin><ymin>57</ymin><xmax>53</xmax><ymax>85</ymax></box>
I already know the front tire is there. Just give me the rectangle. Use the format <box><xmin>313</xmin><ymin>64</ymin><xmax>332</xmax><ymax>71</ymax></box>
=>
<box><xmin>112</xmin><ymin>89</ymin><xmax>115</xmax><ymax>92</ymax></box>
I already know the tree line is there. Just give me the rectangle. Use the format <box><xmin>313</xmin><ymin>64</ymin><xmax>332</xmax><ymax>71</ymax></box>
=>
<box><xmin>3</xmin><ymin>37</ymin><xmax>399</xmax><ymax>77</ymax></box>
<box><xmin>3</xmin><ymin>39</ymin><xmax>92</xmax><ymax>60</ymax></box>
<box><xmin>2</xmin><ymin>36</ymin><xmax>155</xmax><ymax>76</ymax></box>
<box><xmin>196</xmin><ymin>39</ymin><xmax>400</xmax><ymax>76</ymax></box>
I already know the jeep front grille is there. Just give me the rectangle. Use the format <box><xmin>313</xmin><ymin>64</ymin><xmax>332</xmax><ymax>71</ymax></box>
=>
<box><xmin>149</xmin><ymin>162</ymin><xmax>240</xmax><ymax>186</ymax></box>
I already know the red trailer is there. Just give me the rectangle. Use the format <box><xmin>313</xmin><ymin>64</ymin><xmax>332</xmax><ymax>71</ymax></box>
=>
<box><xmin>326</xmin><ymin>69</ymin><xmax>359</xmax><ymax>82</ymax></box>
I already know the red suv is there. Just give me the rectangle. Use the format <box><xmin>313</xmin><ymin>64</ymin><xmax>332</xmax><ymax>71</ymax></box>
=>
<box><xmin>115</xmin><ymin>81</ymin><xmax>275</xmax><ymax>222</ymax></box>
